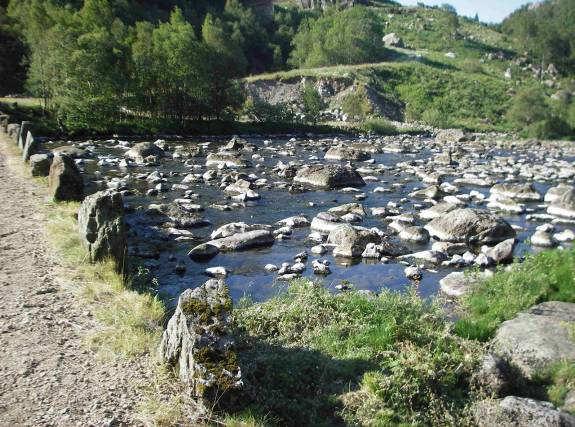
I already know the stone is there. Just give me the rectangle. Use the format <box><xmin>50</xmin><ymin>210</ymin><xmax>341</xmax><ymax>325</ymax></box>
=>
<box><xmin>188</xmin><ymin>243</ymin><xmax>219</xmax><ymax>261</ymax></box>
<box><xmin>473</xmin><ymin>397</ymin><xmax>575</xmax><ymax>427</ymax></box>
<box><xmin>404</xmin><ymin>266</ymin><xmax>422</xmax><ymax>281</ymax></box>
<box><xmin>312</xmin><ymin>260</ymin><xmax>331</xmax><ymax>275</ymax></box>
<box><xmin>382</xmin><ymin>32</ymin><xmax>403</xmax><ymax>47</ymax></box>
<box><xmin>545</xmin><ymin>185</ymin><xmax>573</xmax><ymax>204</ymax></box>
<box><xmin>419</xmin><ymin>202</ymin><xmax>458</xmax><ymax>220</ymax></box>
<box><xmin>490</xmin><ymin>182</ymin><xmax>542</xmax><ymax>202</ymax></box>
<box><xmin>531</xmin><ymin>230</ymin><xmax>556</xmax><ymax>247</ymax></box>
<box><xmin>209</xmin><ymin>230</ymin><xmax>274</xmax><ymax>252</ymax></box>
<box><xmin>206</xmin><ymin>152</ymin><xmax>250</xmax><ymax>168</ymax></box>
<box><xmin>7</xmin><ymin>123</ymin><xmax>20</xmax><ymax>142</ymax></box>
<box><xmin>211</xmin><ymin>222</ymin><xmax>270</xmax><ymax>240</ymax></box>
<box><xmin>22</xmin><ymin>131</ymin><xmax>40</xmax><ymax>162</ymax></box>
<box><xmin>399</xmin><ymin>226</ymin><xmax>430</xmax><ymax>243</ymax></box>
<box><xmin>276</xmin><ymin>215</ymin><xmax>310</xmax><ymax>228</ymax></box>
<box><xmin>328</xmin><ymin>224</ymin><xmax>381</xmax><ymax>258</ymax></box>
<box><xmin>52</xmin><ymin>146</ymin><xmax>89</xmax><ymax>159</ymax></box>
<box><xmin>483</xmin><ymin>238</ymin><xmax>515</xmax><ymax>264</ymax></box>
<box><xmin>492</xmin><ymin>302</ymin><xmax>575</xmax><ymax>379</ymax></box>
<box><xmin>324</xmin><ymin>145</ymin><xmax>370</xmax><ymax>161</ymax></box>
<box><xmin>424</xmin><ymin>208</ymin><xmax>515</xmax><ymax>245</ymax></box>
<box><xmin>17</xmin><ymin>121</ymin><xmax>32</xmax><ymax>149</ymax></box>
<box><xmin>124</xmin><ymin>142</ymin><xmax>165</xmax><ymax>163</ymax></box>
<box><xmin>293</xmin><ymin>164</ymin><xmax>365</xmax><ymax>189</ymax></box>
<box><xmin>48</xmin><ymin>154</ymin><xmax>84</xmax><ymax>202</ymax></box>
<box><xmin>159</xmin><ymin>279</ymin><xmax>241</xmax><ymax>400</ymax></box>
<box><xmin>77</xmin><ymin>191</ymin><xmax>126</xmax><ymax>270</ymax></box>
<box><xmin>473</xmin><ymin>353</ymin><xmax>514</xmax><ymax>397</ymax></box>
<box><xmin>310</xmin><ymin>212</ymin><xmax>342</xmax><ymax>234</ymax></box>
<box><xmin>440</xmin><ymin>272</ymin><xmax>479</xmax><ymax>297</ymax></box>
<box><xmin>29</xmin><ymin>153</ymin><xmax>52</xmax><ymax>177</ymax></box>
<box><xmin>548</xmin><ymin>189</ymin><xmax>575</xmax><ymax>219</ymax></box>
<box><xmin>205</xmin><ymin>267</ymin><xmax>228</xmax><ymax>278</ymax></box>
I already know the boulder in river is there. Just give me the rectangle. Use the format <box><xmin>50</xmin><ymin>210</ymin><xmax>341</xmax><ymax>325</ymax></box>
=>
<box><xmin>159</xmin><ymin>279</ymin><xmax>241</xmax><ymax>400</ymax></box>
<box><xmin>489</xmin><ymin>182</ymin><xmax>542</xmax><ymax>202</ymax></box>
<box><xmin>48</xmin><ymin>154</ymin><xmax>84</xmax><ymax>202</ymax></box>
<box><xmin>328</xmin><ymin>224</ymin><xmax>381</xmax><ymax>258</ymax></box>
<box><xmin>324</xmin><ymin>145</ymin><xmax>370</xmax><ymax>161</ymax></box>
<box><xmin>209</xmin><ymin>229</ymin><xmax>274</xmax><ymax>252</ymax></box>
<box><xmin>78</xmin><ymin>190</ymin><xmax>126</xmax><ymax>270</ymax></box>
<box><xmin>424</xmin><ymin>208</ymin><xmax>515</xmax><ymax>245</ymax></box>
<box><xmin>124</xmin><ymin>141</ymin><xmax>165</xmax><ymax>164</ymax></box>
<box><xmin>293</xmin><ymin>164</ymin><xmax>365</xmax><ymax>189</ymax></box>
<box><xmin>548</xmin><ymin>188</ymin><xmax>575</xmax><ymax>219</ymax></box>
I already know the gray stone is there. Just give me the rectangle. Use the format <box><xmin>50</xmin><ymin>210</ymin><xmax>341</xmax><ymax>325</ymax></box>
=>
<box><xmin>328</xmin><ymin>224</ymin><xmax>381</xmax><ymax>258</ymax></box>
<box><xmin>424</xmin><ymin>208</ymin><xmax>515</xmax><ymax>244</ymax></box>
<box><xmin>548</xmin><ymin>189</ymin><xmax>575</xmax><ymax>219</ymax></box>
<box><xmin>294</xmin><ymin>164</ymin><xmax>365</xmax><ymax>189</ymax></box>
<box><xmin>7</xmin><ymin>123</ymin><xmax>20</xmax><ymax>142</ymax></box>
<box><xmin>382</xmin><ymin>32</ymin><xmax>403</xmax><ymax>47</ymax></box>
<box><xmin>439</xmin><ymin>271</ymin><xmax>479</xmax><ymax>297</ymax></box>
<box><xmin>209</xmin><ymin>230</ymin><xmax>274</xmax><ymax>252</ymax></box>
<box><xmin>22</xmin><ymin>131</ymin><xmax>40</xmax><ymax>162</ymax></box>
<box><xmin>124</xmin><ymin>142</ymin><xmax>165</xmax><ymax>163</ymax></box>
<box><xmin>473</xmin><ymin>396</ymin><xmax>575</xmax><ymax>427</ymax></box>
<box><xmin>77</xmin><ymin>191</ymin><xmax>126</xmax><ymax>270</ymax></box>
<box><xmin>52</xmin><ymin>146</ymin><xmax>89</xmax><ymax>159</ymax></box>
<box><xmin>17</xmin><ymin>121</ymin><xmax>32</xmax><ymax>149</ymax></box>
<box><xmin>324</xmin><ymin>145</ymin><xmax>370</xmax><ymax>161</ymax></box>
<box><xmin>490</xmin><ymin>182</ymin><xmax>542</xmax><ymax>202</ymax></box>
<box><xmin>188</xmin><ymin>243</ymin><xmax>220</xmax><ymax>261</ymax></box>
<box><xmin>159</xmin><ymin>279</ymin><xmax>241</xmax><ymax>400</ymax></box>
<box><xmin>492</xmin><ymin>302</ymin><xmax>575</xmax><ymax>379</ymax></box>
<box><xmin>483</xmin><ymin>238</ymin><xmax>515</xmax><ymax>264</ymax></box>
<box><xmin>29</xmin><ymin>153</ymin><xmax>53</xmax><ymax>177</ymax></box>
<box><xmin>48</xmin><ymin>154</ymin><xmax>84</xmax><ymax>202</ymax></box>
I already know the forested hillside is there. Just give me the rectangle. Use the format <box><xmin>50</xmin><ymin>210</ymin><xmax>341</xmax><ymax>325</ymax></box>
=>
<box><xmin>0</xmin><ymin>0</ymin><xmax>574</xmax><ymax>138</ymax></box>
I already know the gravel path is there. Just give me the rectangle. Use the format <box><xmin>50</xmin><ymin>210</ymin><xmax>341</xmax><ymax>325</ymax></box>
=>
<box><xmin>0</xmin><ymin>138</ymin><xmax>149</xmax><ymax>426</ymax></box>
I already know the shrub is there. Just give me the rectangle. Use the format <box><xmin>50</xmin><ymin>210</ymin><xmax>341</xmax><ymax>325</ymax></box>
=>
<box><xmin>341</xmin><ymin>85</ymin><xmax>372</xmax><ymax>120</ymax></box>
<box><xmin>242</xmin><ymin>97</ymin><xmax>296</xmax><ymax>123</ymax></box>
<box><xmin>455</xmin><ymin>249</ymin><xmax>575</xmax><ymax>341</ymax></box>
<box><xmin>301</xmin><ymin>82</ymin><xmax>325</xmax><ymax>124</ymax></box>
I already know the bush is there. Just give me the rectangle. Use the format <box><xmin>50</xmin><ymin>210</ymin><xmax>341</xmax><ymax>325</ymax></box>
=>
<box><xmin>506</xmin><ymin>87</ymin><xmax>574</xmax><ymax>139</ymax></box>
<box><xmin>232</xmin><ymin>279</ymin><xmax>480</xmax><ymax>425</ymax></box>
<box><xmin>341</xmin><ymin>85</ymin><xmax>372</xmax><ymax>120</ymax></box>
<box><xmin>301</xmin><ymin>82</ymin><xmax>325</xmax><ymax>124</ymax></box>
<box><xmin>455</xmin><ymin>249</ymin><xmax>575</xmax><ymax>341</ymax></box>
<box><xmin>242</xmin><ymin>97</ymin><xmax>296</xmax><ymax>123</ymax></box>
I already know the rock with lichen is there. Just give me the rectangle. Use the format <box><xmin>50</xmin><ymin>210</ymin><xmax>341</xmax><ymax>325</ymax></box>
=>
<box><xmin>159</xmin><ymin>279</ymin><xmax>242</xmax><ymax>402</ymax></box>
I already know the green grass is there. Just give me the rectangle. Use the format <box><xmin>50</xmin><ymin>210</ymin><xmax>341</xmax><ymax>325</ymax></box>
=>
<box><xmin>45</xmin><ymin>201</ymin><xmax>165</xmax><ymax>358</ymax></box>
<box><xmin>230</xmin><ymin>279</ymin><xmax>480</xmax><ymax>426</ymax></box>
<box><xmin>455</xmin><ymin>249</ymin><xmax>575</xmax><ymax>342</ymax></box>
<box><xmin>356</xmin><ymin>117</ymin><xmax>400</xmax><ymax>135</ymax></box>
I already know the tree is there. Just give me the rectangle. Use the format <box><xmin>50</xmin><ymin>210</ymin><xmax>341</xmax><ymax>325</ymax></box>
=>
<box><xmin>302</xmin><ymin>82</ymin><xmax>325</xmax><ymax>124</ymax></box>
<box><xmin>289</xmin><ymin>7</ymin><xmax>386</xmax><ymax>68</ymax></box>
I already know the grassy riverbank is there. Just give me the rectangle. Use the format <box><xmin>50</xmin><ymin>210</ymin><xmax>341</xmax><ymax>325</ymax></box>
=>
<box><xmin>455</xmin><ymin>248</ymin><xmax>575</xmax><ymax>341</ymax></box>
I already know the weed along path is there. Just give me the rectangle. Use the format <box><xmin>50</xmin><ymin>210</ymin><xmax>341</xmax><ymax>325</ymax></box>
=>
<box><xmin>0</xmin><ymin>138</ymin><xmax>150</xmax><ymax>425</ymax></box>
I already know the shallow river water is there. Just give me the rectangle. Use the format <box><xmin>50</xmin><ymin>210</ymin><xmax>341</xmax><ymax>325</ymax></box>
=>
<box><xmin>46</xmin><ymin>134</ymin><xmax>575</xmax><ymax>308</ymax></box>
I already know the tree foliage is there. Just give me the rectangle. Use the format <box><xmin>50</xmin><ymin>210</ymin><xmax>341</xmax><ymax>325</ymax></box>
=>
<box><xmin>289</xmin><ymin>6</ymin><xmax>387</xmax><ymax>68</ymax></box>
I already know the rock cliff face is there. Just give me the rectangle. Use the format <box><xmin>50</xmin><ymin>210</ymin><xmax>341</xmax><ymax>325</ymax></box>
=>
<box><xmin>245</xmin><ymin>77</ymin><xmax>404</xmax><ymax>121</ymax></box>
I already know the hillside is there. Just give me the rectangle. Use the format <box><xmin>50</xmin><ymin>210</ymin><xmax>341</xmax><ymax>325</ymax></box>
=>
<box><xmin>245</xmin><ymin>1</ymin><xmax>575</xmax><ymax>137</ymax></box>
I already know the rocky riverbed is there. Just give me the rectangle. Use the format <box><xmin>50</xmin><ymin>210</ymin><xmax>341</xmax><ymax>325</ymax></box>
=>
<box><xmin>39</xmin><ymin>132</ymin><xmax>575</xmax><ymax>307</ymax></box>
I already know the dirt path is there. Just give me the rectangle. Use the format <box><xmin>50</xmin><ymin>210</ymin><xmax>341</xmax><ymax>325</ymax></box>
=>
<box><xmin>0</xmin><ymin>138</ymin><xmax>147</xmax><ymax>426</ymax></box>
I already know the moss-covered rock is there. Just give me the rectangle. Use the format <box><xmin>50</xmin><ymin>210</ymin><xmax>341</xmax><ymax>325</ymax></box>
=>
<box><xmin>159</xmin><ymin>279</ymin><xmax>241</xmax><ymax>403</ymax></box>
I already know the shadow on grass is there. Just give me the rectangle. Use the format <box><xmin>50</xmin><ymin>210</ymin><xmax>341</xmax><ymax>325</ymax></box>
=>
<box><xmin>226</xmin><ymin>333</ymin><xmax>377</xmax><ymax>426</ymax></box>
